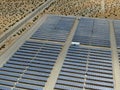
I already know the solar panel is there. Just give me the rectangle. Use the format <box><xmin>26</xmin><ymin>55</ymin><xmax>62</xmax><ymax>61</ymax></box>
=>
<box><xmin>0</xmin><ymin>41</ymin><xmax>62</xmax><ymax>89</ymax></box>
<box><xmin>31</xmin><ymin>15</ymin><xmax>75</xmax><ymax>42</ymax></box>
<box><xmin>55</xmin><ymin>45</ymin><xmax>114</xmax><ymax>90</ymax></box>
<box><xmin>113</xmin><ymin>20</ymin><xmax>120</xmax><ymax>49</ymax></box>
<box><xmin>73</xmin><ymin>18</ymin><xmax>110</xmax><ymax>47</ymax></box>
<box><xmin>0</xmin><ymin>86</ymin><xmax>12</xmax><ymax>90</ymax></box>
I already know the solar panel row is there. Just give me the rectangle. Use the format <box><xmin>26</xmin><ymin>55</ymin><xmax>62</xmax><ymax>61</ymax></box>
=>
<box><xmin>0</xmin><ymin>41</ymin><xmax>62</xmax><ymax>90</ymax></box>
<box><xmin>73</xmin><ymin>18</ymin><xmax>110</xmax><ymax>47</ymax></box>
<box><xmin>55</xmin><ymin>45</ymin><xmax>114</xmax><ymax>90</ymax></box>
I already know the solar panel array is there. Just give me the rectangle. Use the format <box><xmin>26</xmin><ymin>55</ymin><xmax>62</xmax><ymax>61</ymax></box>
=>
<box><xmin>55</xmin><ymin>45</ymin><xmax>114</xmax><ymax>90</ymax></box>
<box><xmin>31</xmin><ymin>15</ymin><xmax>75</xmax><ymax>42</ymax></box>
<box><xmin>0</xmin><ymin>41</ymin><xmax>62</xmax><ymax>89</ymax></box>
<box><xmin>0</xmin><ymin>15</ymin><xmax>118</xmax><ymax>90</ymax></box>
<box><xmin>73</xmin><ymin>18</ymin><xmax>110</xmax><ymax>47</ymax></box>
<box><xmin>113</xmin><ymin>20</ymin><xmax>120</xmax><ymax>49</ymax></box>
